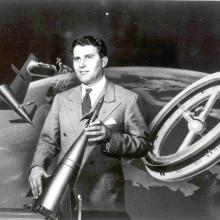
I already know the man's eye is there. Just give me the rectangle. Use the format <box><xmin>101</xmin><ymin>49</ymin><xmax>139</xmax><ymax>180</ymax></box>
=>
<box><xmin>85</xmin><ymin>55</ymin><xmax>94</xmax><ymax>60</ymax></box>
<box><xmin>73</xmin><ymin>57</ymin><xmax>80</xmax><ymax>62</ymax></box>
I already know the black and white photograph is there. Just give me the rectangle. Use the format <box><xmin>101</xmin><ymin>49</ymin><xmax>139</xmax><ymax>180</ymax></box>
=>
<box><xmin>0</xmin><ymin>1</ymin><xmax>220</xmax><ymax>220</ymax></box>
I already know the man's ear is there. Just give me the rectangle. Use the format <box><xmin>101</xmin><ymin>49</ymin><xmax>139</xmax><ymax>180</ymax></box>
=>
<box><xmin>101</xmin><ymin>56</ymin><xmax>108</xmax><ymax>68</ymax></box>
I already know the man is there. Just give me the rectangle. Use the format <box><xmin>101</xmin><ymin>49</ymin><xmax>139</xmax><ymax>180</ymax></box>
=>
<box><xmin>29</xmin><ymin>36</ymin><xmax>149</xmax><ymax>219</ymax></box>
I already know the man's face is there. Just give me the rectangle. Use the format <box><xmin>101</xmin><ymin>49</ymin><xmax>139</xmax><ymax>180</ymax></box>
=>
<box><xmin>73</xmin><ymin>45</ymin><xmax>108</xmax><ymax>86</ymax></box>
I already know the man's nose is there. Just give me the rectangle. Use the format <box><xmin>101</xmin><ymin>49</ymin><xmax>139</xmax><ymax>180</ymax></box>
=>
<box><xmin>79</xmin><ymin>58</ymin><xmax>86</xmax><ymax>68</ymax></box>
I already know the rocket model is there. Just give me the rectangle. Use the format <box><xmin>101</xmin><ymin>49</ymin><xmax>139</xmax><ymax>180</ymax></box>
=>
<box><xmin>32</xmin><ymin>95</ymin><xmax>105</xmax><ymax>218</ymax></box>
<box><xmin>0</xmin><ymin>84</ymin><xmax>33</xmax><ymax>125</ymax></box>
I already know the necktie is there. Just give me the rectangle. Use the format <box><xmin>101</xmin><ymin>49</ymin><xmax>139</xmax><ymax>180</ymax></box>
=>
<box><xmin>82</xmin><ymin>88</ymin><xmax>92</xmax><ymax>115</ymax></box>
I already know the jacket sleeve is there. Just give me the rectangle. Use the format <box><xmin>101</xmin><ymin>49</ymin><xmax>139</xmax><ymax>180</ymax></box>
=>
<box><xmin>101</xmin><ymin>94</ymin><xmax>150</xmax><ymax>158</ymax></box>
<box><xmin>30</xmin><ymin>94</ymin><xmax>60</xmax><ymax>169</ymax></box>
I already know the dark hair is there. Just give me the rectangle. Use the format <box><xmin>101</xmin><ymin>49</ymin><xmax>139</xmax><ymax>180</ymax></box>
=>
<box><xmin>71</xmin><ymin>35</ymin><xmax>107</xmax><ymax>57</ymax></box>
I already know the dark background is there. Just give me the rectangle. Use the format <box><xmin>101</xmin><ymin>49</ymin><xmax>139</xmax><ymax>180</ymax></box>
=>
<box><xmin>0</xmin><ymin>0</ymin><xmax>220</xmax><ymax>83</ymax></box>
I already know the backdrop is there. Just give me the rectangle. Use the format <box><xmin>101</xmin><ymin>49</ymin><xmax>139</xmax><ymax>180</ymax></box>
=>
<box><xmin>0</xmin><ymin>1</ymin><xmax>220</xmax><ymax>220</ymax></box>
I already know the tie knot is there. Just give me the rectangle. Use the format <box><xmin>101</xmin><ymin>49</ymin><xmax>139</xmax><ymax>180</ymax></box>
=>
<box><xmin>85</xmin><ymin>88</ymin><xmax>92</xmax><ymax>95</ymax></box>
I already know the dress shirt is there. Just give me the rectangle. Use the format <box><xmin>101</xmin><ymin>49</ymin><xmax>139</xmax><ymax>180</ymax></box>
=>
<box><xmin>81</xmin><ymin>76</ymin><xmax>107</xmax><ymax>106</ymax></box>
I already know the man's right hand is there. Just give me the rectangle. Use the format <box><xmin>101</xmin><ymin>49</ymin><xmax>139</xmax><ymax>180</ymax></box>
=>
<box><xmin>29</xmin><ymin>166</ymin><xmax>50</xmax><ymax>199</ymax></box>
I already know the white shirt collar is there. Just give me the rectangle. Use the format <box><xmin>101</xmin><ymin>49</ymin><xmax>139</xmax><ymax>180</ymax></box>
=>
<box><xmin>81</xmin><ymin>76</ymin><xmax>106</xmax><ymax>106</ymax></box>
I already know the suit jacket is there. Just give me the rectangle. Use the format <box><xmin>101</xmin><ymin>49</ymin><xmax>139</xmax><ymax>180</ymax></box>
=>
<box><xmin>31</xmin><ymin>79</ymin><xmax>149</xmax><ymax>212</ymax></box>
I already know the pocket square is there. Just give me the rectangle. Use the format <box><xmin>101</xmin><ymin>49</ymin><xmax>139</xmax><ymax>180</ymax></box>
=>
<box><xmin>104</xmin><ymin>118</ymin><xmax>117</xmax><ymax>125</ymax></box>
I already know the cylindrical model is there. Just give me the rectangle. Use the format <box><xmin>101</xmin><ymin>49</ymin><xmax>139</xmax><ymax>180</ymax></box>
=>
<box><xmin>33</xmin><ymin>131</ymin><xmax>87</xmax><ymax>217</ymax></box>
<box><xmin>32</xmin><ymin>95</ymin><xmax>105</xmax><ymax>218</ymax></box>
<box><xmin>27</xmin><ymin>60</ymin><xmax>57</xmax><ymax>77</ymax></box>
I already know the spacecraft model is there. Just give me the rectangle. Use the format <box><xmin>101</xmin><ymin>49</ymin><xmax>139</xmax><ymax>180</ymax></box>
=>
<box><xmin>0</xmin><ymin>84</ymin><xmax>33</xmax><ymax>125</ymax></box>
<box><xmin>27</xmin><ymin>57</ymin><xmax>73</xmax><ymax>78</ymax></box>
<box><xmin>32</xmin><ymin>95</ymin><xmax>105</xmax><ymax>218</ymax></box>
<box><xmin>27</xmin><ymin>60</ymin><xmax>57</xmax><ymax>77</ymax></box>
<box><xmin>0</xmin><ymin>56</ymin><xmax>74</xmax><ymax>125</ymax></box>
<box><xmin>0</xmin><ymin>54</ymin><xmax>38</xmax><ymax>125</ymax></box>
<box><xmin>144</xmin><ymin>71</ymin><xmax>220</xmax><ymax>182</ymax></box>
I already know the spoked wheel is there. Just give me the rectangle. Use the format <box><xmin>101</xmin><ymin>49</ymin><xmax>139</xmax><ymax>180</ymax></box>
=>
<box><xmin>144</xmin><ymin>72</ymin><xmax>220</xmax><ymax>181</ymax></box>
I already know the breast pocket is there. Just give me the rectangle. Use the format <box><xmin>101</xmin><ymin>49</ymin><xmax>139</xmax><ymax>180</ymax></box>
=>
<box><xmin>104</xmin><ymin>109</ymin><xmax>125</xmax><ymax>133</ymax></box>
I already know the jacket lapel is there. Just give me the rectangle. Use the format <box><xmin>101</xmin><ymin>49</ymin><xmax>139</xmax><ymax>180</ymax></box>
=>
<box><xmin>65</xmin><ymin>86</ymin><xmax>86</xmax><ymax>134</ymax></box>
<box><xmin>99</xmin><ymin>80</ymin><xmax>121</xmax><ymax>122</ymax></box>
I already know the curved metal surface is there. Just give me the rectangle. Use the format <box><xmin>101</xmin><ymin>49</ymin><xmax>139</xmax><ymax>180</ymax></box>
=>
<box><xmin>145</xmin><ymin>71</ymin><xmax>220</xmax><ymax>181</ymax></box>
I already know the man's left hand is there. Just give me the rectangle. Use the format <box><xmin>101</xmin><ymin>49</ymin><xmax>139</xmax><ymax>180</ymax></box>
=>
<box><xmin>85</xmin><ymin>120</ymin><xmax>112</xmax><ymax>143</ymax></box>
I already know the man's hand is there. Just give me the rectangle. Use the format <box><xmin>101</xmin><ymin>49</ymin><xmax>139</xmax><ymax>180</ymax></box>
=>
<box><xmin>85</xmin><ymin>120</ymin><xmax>112</xmax><ymax>143</ymax></box>
<box><xmin>29</xmin><ymin>166</ymin><xmax>50</xmax><ymax>199</ymax></box>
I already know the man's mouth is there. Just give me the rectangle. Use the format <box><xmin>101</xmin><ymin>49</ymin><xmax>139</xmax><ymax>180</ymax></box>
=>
<box><xmin>80</xmin><ymin>71</ymin><xmax>89</xmax><ymax>75</ymax></box>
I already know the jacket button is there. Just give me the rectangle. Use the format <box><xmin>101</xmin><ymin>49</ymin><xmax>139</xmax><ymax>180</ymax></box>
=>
<box><xmin>63</xmin><ymin>133</ymin><xmax>67</xmax><ymax>137</ymax></box>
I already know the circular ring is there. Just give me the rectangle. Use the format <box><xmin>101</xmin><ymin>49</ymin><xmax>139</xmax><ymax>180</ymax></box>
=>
<box><xmin>144</xmin><ymin>72</ymin><xmax>220</xmax><ymax>181</ymax></box>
